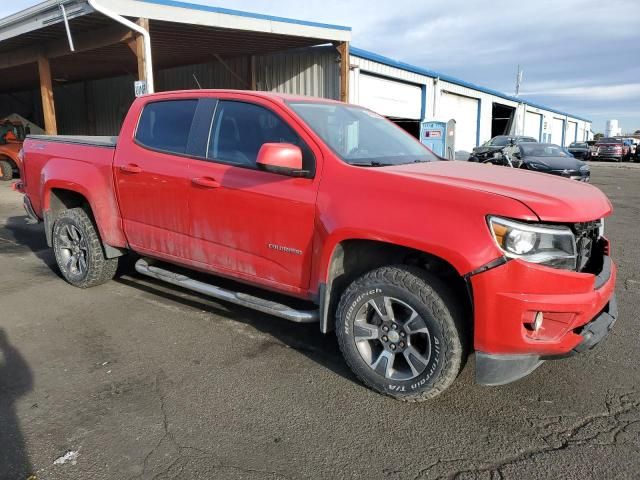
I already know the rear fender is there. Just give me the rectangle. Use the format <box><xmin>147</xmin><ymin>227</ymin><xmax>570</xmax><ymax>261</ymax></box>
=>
<box><xmin>41</xmin><ymin>158</ymin><xmax>127</xmax><ymax>251</ymax></box>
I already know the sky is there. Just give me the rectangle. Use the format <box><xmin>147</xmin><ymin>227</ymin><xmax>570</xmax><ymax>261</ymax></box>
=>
<box><xmin>2</xmin><ymin>0</ymin><xmax>639</xmax><ymax>133</ymax></box>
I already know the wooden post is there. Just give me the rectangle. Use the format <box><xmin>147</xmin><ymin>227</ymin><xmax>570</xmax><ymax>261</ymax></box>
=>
<box><xmin>135</xmin><ymin>18</ymin><xmax>149</xmax><ymax>83</ymax></box>
<box><xmin>37</xmin><ymin>54</ymin><xmax>57</xmax><ymax>135</ymax></box>
<box><xmin>337</xmin><ymin>41</ymin><xmax>350</xmax><ymax>103</ymax></box>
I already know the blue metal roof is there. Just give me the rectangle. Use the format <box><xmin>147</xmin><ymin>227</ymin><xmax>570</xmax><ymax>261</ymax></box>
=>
<box><xmin>350</xmin><ymin>47</ymin><xmax>591</xmax><ymax>123</ymax></box>
<box><xmin>136</xmin><ymin>0</ymin><xmax>352</xmax><ymax>31</ymax></box>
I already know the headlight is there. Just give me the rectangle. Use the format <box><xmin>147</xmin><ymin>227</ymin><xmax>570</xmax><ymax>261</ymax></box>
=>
<box><xmin>488</xmin><ymin>216</ymin><xmax>577</xmax><ymax>270</ymax></box>
<box><xmin>580</xmin><ymin>164</ymin><xmax>590</xmax><ymax>172</ymax></box>
<box><xmin>527</xmin><ymin>162</ymin><xmax>550</xmax><ymax>171</ymax></box>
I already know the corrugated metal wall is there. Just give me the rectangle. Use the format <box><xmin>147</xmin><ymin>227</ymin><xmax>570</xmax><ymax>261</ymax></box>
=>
<box><xmin>256</xmin><ymin>46</ymin><xmax>339</xmax><ymax>99</ymax></box>
<box><xmin>0</xmin><ymin>47</ymin><xmax>338</xmax><ymax>136</ymax></box>
<box><xmin>156</xmin><ymin>56</ymin><xmax>250</xmax><ymax>91</ymax></box>
<box><xmin>7</xmin><ymin>46</ymin><xmax>338</xmax><ymax>136</ymax></box>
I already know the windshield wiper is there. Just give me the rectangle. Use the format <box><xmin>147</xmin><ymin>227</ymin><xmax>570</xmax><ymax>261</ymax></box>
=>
<box><xmin>349</xmin><ymin>161</ymin><xmax>394</xmax><ymax>167</ymax></box>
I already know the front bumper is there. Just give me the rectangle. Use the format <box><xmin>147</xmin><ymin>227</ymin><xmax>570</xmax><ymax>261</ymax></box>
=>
<box><xmin>471</xmin><ymin>253</ymin><xmax>617</xmax><ymax>386</ymax></box>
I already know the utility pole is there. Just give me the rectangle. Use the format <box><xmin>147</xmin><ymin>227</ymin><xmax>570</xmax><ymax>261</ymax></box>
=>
<box><xmin>514</xmin><ymin>65</ymin><xmax>524</xmax><ymax>97</ymax></box>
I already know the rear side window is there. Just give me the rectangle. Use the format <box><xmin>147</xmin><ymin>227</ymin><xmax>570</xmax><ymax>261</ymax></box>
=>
<box><xmin>208</xmin><ymin>100</ymin><xmax>314</xmax><ymax>173</ymax></box>
<box><xmin>136</xmin><ymin>100</ymin><xmax>198</xmax><ymax>154</ymax></box>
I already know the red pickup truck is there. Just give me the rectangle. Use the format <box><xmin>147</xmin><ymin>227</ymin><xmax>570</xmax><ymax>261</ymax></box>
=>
<box><xmin>17</xmin><ymin>90</ymin><xmax>617</xmax><ymax>401</ymax></box>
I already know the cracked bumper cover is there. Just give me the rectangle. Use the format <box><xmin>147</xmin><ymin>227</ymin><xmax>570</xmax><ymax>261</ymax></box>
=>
<box><xmin>471</xmin><ymin>253</ymin><xmax>617</xmax><ymax>386</ymax></box>
<box><xmin>476</xmin><ymin>296</ymin><xmax>617</xmax><ymax>386</ymax></box>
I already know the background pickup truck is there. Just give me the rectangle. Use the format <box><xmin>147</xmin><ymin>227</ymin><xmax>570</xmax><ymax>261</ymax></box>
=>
<box><xmin>592</xmin><ymin>137</ymin><xmax>631</xmax><ymax>162</ymax></box>
<box><xmin>18</xmin><ymin>90</ymin><xmax>617</xmax><ymax>401</ymax></box>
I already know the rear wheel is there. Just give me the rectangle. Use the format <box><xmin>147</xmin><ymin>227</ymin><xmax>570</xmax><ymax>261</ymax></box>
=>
<box><xmin>0</xmin><ymin>159</ymin><xmax>13</xmax><ymax>181</ymax></box>
<box><xmin>335</xmin><ymin>266</ymin><xmax>466</xmax><ymax>401</ymax></box>
<box><xmin>52</xmin><ymin>208</ymin><xmax>118</xmax><ymax>288</ymax></box>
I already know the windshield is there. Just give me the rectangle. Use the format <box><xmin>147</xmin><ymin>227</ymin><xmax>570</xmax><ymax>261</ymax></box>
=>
<box><xmin>490</xmin><ymin>137</ymin><xmax>510</xmax><ymax>146</ymax></box>
<box><xmin>520</xmin><ymin>143</ymin><xmax>569</xmax><ymax>157</ymax></box>
<box><xmin>489</xmin><ymin>136</ymin><xmax>536</xmax><ymax>147</ymax></box>
<box><xmin>287</xmin><ymin>102</ymin><xmax>438</xmax><ymax>166</ymax></box>
<box><xmin>570</xmin><ymin>142</ymin><xmax>587</xmax><ymax>148</ymax></box>
<box><xmin>597</xmin><ymin>138</ymin><xmax>622</xmax><ymax>144</ymax></box>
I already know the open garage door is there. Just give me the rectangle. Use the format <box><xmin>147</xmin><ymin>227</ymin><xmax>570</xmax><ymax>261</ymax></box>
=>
<box><xmin>524</xmin><ymin>111</ymin><xmax>542</xmax><ymax>141</ymax></box>
<box><xmin>551</xmin><ymin>118</ymin><xmax>565</xmax><ymax>145</ymax></box>
<box><xmin>491</xmin><ymin>103</ymin><xmax>516</xmax><ymax>137</ymax></box>
<box><xmin>439</xmin><ymin>91</ymin><xmax>478</xmax><ymax>153</ymax></box>
<box><xmin>358</xmin><ymin>74</ymin><xmax>423</xmax><ymax>120</ymax></box>
<box><xmin>566</xmin><ymin>121</ymin><xmax>577</xmax><ymax>146</ymax></box>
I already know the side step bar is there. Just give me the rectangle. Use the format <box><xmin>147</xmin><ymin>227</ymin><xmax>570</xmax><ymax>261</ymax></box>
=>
<box><xmin>134</xmin><ymin>258</ymin><xmax>319</xmax><ymax>324</ymax></box>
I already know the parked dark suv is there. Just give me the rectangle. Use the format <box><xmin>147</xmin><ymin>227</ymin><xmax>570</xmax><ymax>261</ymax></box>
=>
<box><xmin>568</xmin><ymin>141</ymin><xmax>590</xmax><ymax>160</ymax></box>
<box><xmin>469</xmin><ymin>135</ymin><xmax>537</xmax><ymax>162</ymax></box>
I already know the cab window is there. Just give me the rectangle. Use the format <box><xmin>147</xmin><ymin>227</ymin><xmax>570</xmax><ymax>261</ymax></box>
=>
<box><xmin>135</xmin><ymin>100</ymin><xmax>198</xmax><ymax>154</ymax></box>
<box><xmin>207</xmin><ymin>100</ymin><xmax>314</xmax><ymax>174</ymax></box>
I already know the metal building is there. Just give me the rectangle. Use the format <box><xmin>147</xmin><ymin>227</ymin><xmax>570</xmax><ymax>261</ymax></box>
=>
<box><xmin>0</xmin><ymin>0</ymin><xmax>349</xmax><ymax>136</ymax></box>
<box><xmin>0</xmin><ymin>0</ymin><xmax>591</xmax><ymax>152</ymax></box>
<box><xmin>349</xmin><ymin>48</ymin><xmax>593</xmax><ymax>154</ymax></box>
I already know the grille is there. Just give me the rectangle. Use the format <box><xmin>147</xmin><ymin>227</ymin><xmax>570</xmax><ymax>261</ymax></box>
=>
<box><xmin>596</xmin><ymin>146</ymin><xmax>622</xmax><ymax>156</ymax></box>
<box><xmin>573</xmin><ymin>220</ymin><xmax>602</xmax><ymax>272</ymax></box>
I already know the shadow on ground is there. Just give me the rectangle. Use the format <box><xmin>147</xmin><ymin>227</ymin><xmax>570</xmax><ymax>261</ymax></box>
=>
<box><xmin>115</xmin><ymin>273</ymin><xmax>355</xmax><ymax>385</ymax></box>
<box><xmin>1</xmin><ymin>215</ymin><xmax>57</xmax><ymax>273</ymax></box>
<box><xmin>0</xmin><ymin>329</ymin><xmax>33</xmax><ymax>479</ymax></box>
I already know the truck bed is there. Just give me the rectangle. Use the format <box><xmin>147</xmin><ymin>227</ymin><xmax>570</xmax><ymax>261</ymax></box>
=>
<box><xmin>28</xmin><ymin>135</ymin><xmax>118</xmax><ymax>148</ymax></box>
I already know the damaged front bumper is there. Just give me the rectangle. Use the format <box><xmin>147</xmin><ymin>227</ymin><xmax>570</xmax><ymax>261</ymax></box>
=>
<box><xmin>476</xmin><ymin>295</ymin><xmax>617</xmax><ymax>386</ymax></box>
<box><xmin>470</xmin><ymin>250</ymin><xmax>617</xmax><ymax>386</ymax></box>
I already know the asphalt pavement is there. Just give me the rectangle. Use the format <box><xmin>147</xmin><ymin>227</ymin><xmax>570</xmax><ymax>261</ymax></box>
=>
<box><xmin>0</xmin><ymin>162</ymin><xmax>639</xmax><ymax>480</ymax></box>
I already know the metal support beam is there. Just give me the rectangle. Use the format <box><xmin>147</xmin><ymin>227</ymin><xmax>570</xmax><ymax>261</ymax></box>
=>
<box><xmin>337</xmin><ymin>41</ymin><xmax>350</xmax><ymax>103</ymax></box>
<box><xmin>37</xmin><ymin>54</ymin><xmax>57</xmax><ymax>135</ymax></box>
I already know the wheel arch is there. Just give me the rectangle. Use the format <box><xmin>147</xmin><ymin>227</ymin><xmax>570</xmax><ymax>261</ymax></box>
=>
<box><xmin>318</xmin><ymin>238</ymin><xmax>472</xmax><ymax>334</ymax></box>
<box><xmin>44</xmin><ymin>186</ymin><xmax>126</xmax><ymax>258</ymax></box>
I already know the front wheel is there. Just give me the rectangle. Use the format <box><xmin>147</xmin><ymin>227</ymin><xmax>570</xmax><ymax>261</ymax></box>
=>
<box><xmin>52</xmin><ymin>208</ymin><xmax>118</xmax><ymax>288</ymax></box>
<box><xmin>335</xmin><ymin>266</ymin><xmax>466</xmax><ymax>401</ymax></box>
<box><xmin>0</xmin><ymin>159</ymin><xmax>13</xmax><ymax>181</ymax></box>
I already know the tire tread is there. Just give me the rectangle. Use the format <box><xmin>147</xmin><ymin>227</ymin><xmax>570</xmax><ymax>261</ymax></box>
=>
<box><xmin>53</xmin><ymin>208</ymin><xmax>118</xmax><ymax>288</ymax></box>
<box><xmin>335</xmin><ymin>265</ymin><xmax>467</xmax><ymax>402</ymax></box>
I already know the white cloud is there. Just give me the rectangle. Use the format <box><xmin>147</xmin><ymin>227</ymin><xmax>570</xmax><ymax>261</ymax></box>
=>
<box><xmin>523</xmin><ymin>83</ymin><xmax>640</xmax><ymax>100</ymax></box>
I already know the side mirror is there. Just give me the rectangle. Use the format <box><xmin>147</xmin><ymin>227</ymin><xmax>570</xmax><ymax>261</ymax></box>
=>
<box><xmin>256</xmin><ymin>143</ymin><xmax>305</xmax><ymax>176</ymax></box>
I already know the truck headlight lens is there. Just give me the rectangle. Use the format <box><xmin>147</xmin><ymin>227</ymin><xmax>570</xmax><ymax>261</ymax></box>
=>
<box><xmin>488</xmin><ymin>216</ymin><xmax>577</xmax><ymax>270</ymax></box>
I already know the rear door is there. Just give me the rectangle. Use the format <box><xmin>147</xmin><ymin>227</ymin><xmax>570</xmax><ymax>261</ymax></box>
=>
<box><xmin>186</xmin><ymin>96</ymin><xmax>321</xmax><ymax>292</ymax></box>
<box><xmin>114</xmin><ymin>98</ymin><xmax>200</xmax><ymax>258</ymax></box>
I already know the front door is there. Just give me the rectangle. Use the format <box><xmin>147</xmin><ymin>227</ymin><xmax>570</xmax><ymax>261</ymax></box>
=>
<box><xmin>187</xmin><ymin>97</ymin><xmax>321</xmax><ymax>292</ymax></box>
<box><xmin>114</xmin><ymin>98</ymin><xmax>200</xmax><ymax>259</ymax></box>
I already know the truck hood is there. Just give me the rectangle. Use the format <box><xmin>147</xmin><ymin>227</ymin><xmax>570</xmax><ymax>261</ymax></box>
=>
<box><xmin>384</xmin><ymin>161</ymin><xmax>612</xmax><ymax>223</ymax></box>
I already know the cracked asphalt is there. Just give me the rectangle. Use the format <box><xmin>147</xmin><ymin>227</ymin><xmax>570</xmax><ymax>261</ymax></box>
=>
<box><xmin>1</xmin><ymin>161</ymin><xmax>639</xmax><ymax>480</ymax></box>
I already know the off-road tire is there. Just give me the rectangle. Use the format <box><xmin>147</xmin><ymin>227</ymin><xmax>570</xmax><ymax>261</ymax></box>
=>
<box><xmin>335</xmin><ymin>266</ymin><xmax>467</xmax><ymax>402</ymax></box>
<box><xmin>52</xmin><ymin>208</ymin><xmax>118</xmax><ymax>288</ymax></box>
<box><xmin>0</xmin><ymin>159</ymin><xmax>13</xmax><ymax>181</ymax></box>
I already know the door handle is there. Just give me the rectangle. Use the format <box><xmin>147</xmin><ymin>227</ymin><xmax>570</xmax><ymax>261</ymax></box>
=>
<box><xmin>192</xmin><ymin>177</ymin><xmax>221</xmax><ymax>188</ymax></box>
<box><xmin>120</xmin><ymin>164</ymin><xmax>143</xmax><ymax>174</ymax></box>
